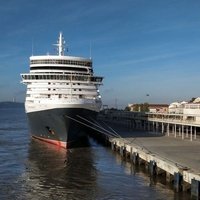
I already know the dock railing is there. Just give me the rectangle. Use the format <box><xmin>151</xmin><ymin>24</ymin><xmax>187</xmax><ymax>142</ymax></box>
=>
<box><xmin>147</xmin><ymin>112</ymin><xmax>200</xmax><ymax>127</ymax></box>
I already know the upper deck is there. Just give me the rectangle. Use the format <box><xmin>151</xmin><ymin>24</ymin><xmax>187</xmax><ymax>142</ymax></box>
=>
<box><xmin>21</xmin><ymin>73</ymin><xmax>103</xmax><ymax>85</ymax></box>
<box><xmin>30</xmin><ymin>55</ymin><xmax>92</xmax><ymax>67</ymax></box>
<box><xmin>30</xmin><ymin>55</ymin><xmax>93</xmax><ymax>74</ymax></box>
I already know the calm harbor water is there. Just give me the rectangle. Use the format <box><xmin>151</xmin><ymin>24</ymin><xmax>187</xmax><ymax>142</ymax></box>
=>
<box><xmin>0</xmin><ymin>103</ymin><xmax>191</xmax><ymax>199</ymax></box>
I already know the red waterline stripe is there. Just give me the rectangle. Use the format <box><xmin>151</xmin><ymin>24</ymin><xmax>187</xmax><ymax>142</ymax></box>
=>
<box><xmin>32</xmin><ymin>135</ymin><xmax>67</xmax><ymax>149</ymax></box>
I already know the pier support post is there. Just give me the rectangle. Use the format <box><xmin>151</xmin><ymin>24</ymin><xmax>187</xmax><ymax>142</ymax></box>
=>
<box><xmin>111</xmin><ymin>142</ymin><xmax>116</xmax><ymax>151</ymax></box>
<box><xmin>120</xmin><ymin>146</ymin><xmax>126</xmax><ymax>157</ymax></box>
<box><xmin>191</xmin><ymin>179</ymin><xmax>200</xmax><ymax>199</ymax></box>
<box><xmin>174</xmin><ymin>124</ymin><xmax>177</xmax><ymax>138</ymax></box>
<box><xmin>194</xmin><ymin>127</ymin><xmax>197</xmax><ymax>140</ymax></box>
<box><xmin>179</xmin><ymin>126</ymin><xmax>181</xmax><ymax>137</ymax></box>
<box><xmin>149</xmin><ymin>160</ymin><xmax>157</xmax><ymax>176</ymax></box>
<box><xmin>182</xmin><ymin>125</ymin><xmax>184</xmax><ymax>140</ymax></box>
<box><xmin>120</xmin><ymin>146</ymin><xmax>124</xmax><ymax>156</ymax></box>
<box><xmin>186</xmin><ymin>126</ymin><xmax>189</xmax><ymax>138</ymax></box>
<box><xmin>167</xmin><ymin>123</ymin><xmax>170</xmax><ymax>136</ymax></box>
<box><xmin>190</xmin><ymin>126</ymin><xmax>193</xmax><ymax>141</ymax></box>
<box><xmin>156</xmin><ymin>122</ymin><xmax>158</xmax><ymax>133</ymax></box>
<box><xmin>172</xmin><ymin>125</ymin><xmax>174</xmax><ymax>135</ymax></box>
<box><xmin>155</xmin><ymin>121</ymin><xmax>157</xmax><ymax>132</ymax></box>
<box><xmin>131</xmin><ymin>152</ymin><xmax>139</xmax><ymax>165</ymax></box>
<box><xmin>111</xmin><ymin>142</ymin><xmax>114</xmax><ymax>150</ymax></box>
<box><xmin>174</xmin><ymin>172</ymin><xmax>183</xmax><ymax>192</ymax></box>
<box><xmin>166</xmin><ymin>172</ymin><xmax>174</xmax><ymax>183</ymax></box>
<box><xmin>161</xmin><ymin>123</ymin><xmax>164</xmax><ymax>134</ymax></box>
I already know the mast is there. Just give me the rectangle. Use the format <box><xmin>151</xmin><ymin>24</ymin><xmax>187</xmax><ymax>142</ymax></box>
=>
<box><xmin>54</xmin><ymin>32</ymin><xmax>65</xmax><ymax>56</ymax></box>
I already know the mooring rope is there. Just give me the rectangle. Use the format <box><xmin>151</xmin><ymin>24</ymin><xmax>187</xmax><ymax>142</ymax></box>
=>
<box><xmin>98</xmin><ymin>120</ymin><xmax>125</xmax><ymax>139</ymax></box>
<box><xmin>77</xmin><ymin>115</ymin><xmax>138</xmax><ymax>146</ymax></box>
<box><xmin>76</xmin><ymin>115</ymin><xmax>120</xmax><ymax>138</ymax></box>
<box><xmin>65</xmin><ymin>114</ymin><xmax>138</xmax><ymax>147</ymax></box>
<box><xmin>64</xmin><ymin>115</ymin><xmax>116</xmax><ymax>138</ymax></box>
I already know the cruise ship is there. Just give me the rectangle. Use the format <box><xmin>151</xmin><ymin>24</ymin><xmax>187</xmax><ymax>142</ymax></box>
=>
<box><xmin>21</xmin><ymin>32</ymin><xmax>103</xmax><ymax>148</ymax></box>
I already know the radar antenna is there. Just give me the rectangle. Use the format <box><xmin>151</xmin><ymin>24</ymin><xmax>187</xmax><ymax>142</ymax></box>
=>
<box><xmin>53</xmin><ymin>32</ymin><xmax>66</xmax><ymax>56</ymax></box>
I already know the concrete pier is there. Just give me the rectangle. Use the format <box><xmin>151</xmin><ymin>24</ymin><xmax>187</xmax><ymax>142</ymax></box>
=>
<box><xmin>108</xmin><ymin>132</ymin><xmax>200</xmax><ymax>198</ymax></box>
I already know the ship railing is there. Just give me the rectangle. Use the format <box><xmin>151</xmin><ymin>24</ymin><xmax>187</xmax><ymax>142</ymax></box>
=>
<box><xmin>30</xmin><ymin>59</ymin><xmax>92</xmax><ymax>67</ymax></box>
<box><xmin>26</xmin><ymin>97</ymin><xmax>97</xmax><ymax>104</ymax></box>
<box><xmin>21</xmin><ymin>73</ymin><xmax>103</xmax><ymax>84</ymax></box>
<box><xmin>147</xmin><ymin>117</ymin><xmax>200</xmax><ymax>126</ymax></box>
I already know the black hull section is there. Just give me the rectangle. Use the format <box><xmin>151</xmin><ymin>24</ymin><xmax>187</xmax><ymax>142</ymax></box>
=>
<box><xmin>27</xmin><ymin>108</ymin><xmax>97</xmax><ymax>148</ymax></box>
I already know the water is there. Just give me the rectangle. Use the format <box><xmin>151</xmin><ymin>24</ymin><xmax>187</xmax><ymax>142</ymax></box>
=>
<box><xmin>0</xmin><ymin>103</ymin><xmax>191</xmax><ymax>199</ymax></box>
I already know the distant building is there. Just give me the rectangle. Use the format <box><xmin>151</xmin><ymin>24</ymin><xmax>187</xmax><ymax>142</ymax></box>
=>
<box><xmin>184</xmin><ymin>103</ymin><xmax>200</xmax><ymax>122</ymax></box>
<box><xmin>127</xmin><ymin>103</ymin><xmax>168</xmax><ymax>113</ymax></box>
<box><xmin>168</xmin><ymin>97</ymin><xmax>200</xmax><ymax>118</ymax></box>
<box><xmin>193</xmin><ymin>97</ymin><xmax>200</xmax><ymax>103</ymax></box>
<box><xmin>168</xmin><ymin>101</ymin><xmax>187</xmax><ymax>114</ymax></box>
<box><xmin>148</xmin><ymin>104</ymin><xmax>169</xmax><ymax>113</ymax></box>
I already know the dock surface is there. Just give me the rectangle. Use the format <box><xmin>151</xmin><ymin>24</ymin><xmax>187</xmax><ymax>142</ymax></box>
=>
<box><xmin>119</xmin><ymin>133</ymin><xmax>200</xmax><ymax>173</ymax></box>
<box><xmin>103</xmin><ymin>122</ymin><xmax>200</xmax><ymax>183</ymax></box>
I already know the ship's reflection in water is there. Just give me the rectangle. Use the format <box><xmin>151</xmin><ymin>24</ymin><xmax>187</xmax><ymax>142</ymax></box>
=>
<box><xmin>23</xmin><ymin>139</ymin><xmax>97</xmax><ymax>200</ymax></box>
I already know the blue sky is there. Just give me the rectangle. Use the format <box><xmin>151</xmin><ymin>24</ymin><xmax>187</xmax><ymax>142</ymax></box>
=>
<box><xmin>1</xmin><ymin>0</ymin><xmax>200</xmax><ymax>108</ymax></box>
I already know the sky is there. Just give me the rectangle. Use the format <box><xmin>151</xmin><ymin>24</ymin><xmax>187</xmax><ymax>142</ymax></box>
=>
<box><xmin>1</xmin><ymin>0</ymin><xmax>200</xmax><ymax>108</ymax></box>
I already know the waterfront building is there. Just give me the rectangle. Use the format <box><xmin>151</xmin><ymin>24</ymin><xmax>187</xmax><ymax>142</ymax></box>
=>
<box><xmin>127</xmin><ymin>103</ymin><xmax>168</xmax><ymax>113</ymax></box>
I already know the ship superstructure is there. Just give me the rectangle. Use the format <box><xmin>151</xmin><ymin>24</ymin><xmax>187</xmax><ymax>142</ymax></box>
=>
<box><xmin>21</xmin><ymin>32</ymin><xmax>103</xmax><ymax>148</ymax></box>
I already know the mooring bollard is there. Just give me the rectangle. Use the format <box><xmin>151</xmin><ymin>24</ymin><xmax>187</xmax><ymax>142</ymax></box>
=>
<box><xmin>191</xmin><ymin>179</ymin><xmax>200</xmax><ymax>199</ymax></box>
